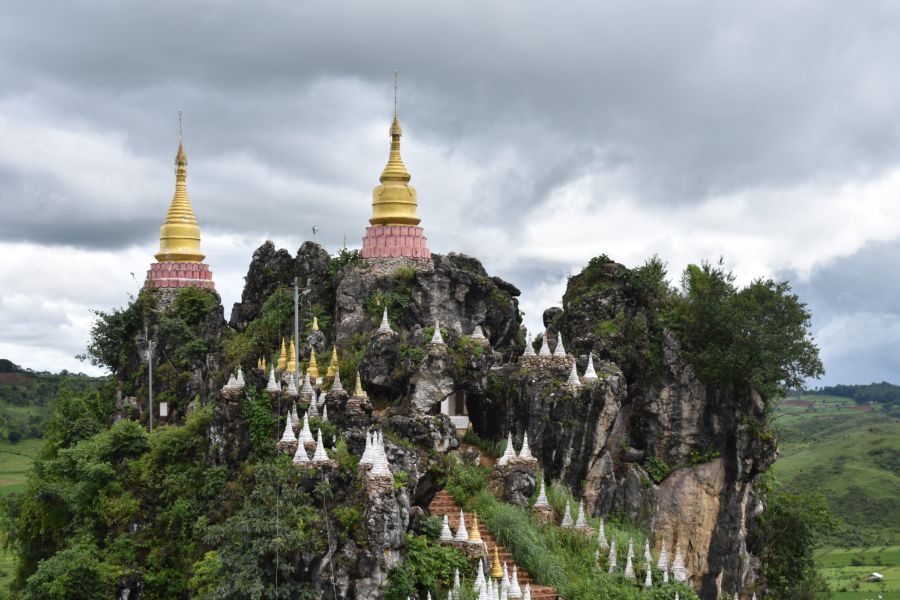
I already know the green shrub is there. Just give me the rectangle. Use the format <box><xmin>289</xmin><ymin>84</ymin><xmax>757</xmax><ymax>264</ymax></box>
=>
<box><xmin>461</xmin><ymin>431</ymin><xmax>504</xmax><ymax>459</ymax></box>
<box><xmin>643</xmin><ymin>457</ymin><xmax>671</xmax><ymax>484</ymax></box>
<box><xmin>445</xmin><ymin>460</ymin><xmax>487</xmax><ymax>505</ymax></box>
<box><xmin>385</xmin><ymin>534</ymin><xmax>469</xmax><ymax>600</ymax></box>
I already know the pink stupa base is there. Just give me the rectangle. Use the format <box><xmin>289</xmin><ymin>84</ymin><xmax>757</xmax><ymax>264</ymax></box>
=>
<box><xmin>144</xmin><ymin>261</ymin><xmax>215</xmax><ymax>290</ymax></box>
<box><xmin>360</xmin><ymin>226</ymin><xmax>431</xmax><ymax>259</ymax></box>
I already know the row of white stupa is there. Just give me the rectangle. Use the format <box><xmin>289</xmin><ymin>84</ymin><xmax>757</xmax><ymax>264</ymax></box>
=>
<box><xmin>376</xmin><ymin>308</ymin><xmax>489</xmax><ymax>345</ymax></box>
<box><xmin>522</xmin><ymin>331</ymin><xmax>600</xmax><ymax>388</ymax></box>
<box><xmin>532</xmin><ymin>478</ymin><xmax>694</xmax><ymax>588</ymax></box>
<box><xmin>279</xmin><ymin>412</ymin><xmax>330</xmax><ymax>464</ymax></box>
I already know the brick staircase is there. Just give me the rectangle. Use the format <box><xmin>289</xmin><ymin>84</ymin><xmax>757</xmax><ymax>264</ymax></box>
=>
<box><xmin>428</xmin><ymin>490</ymin><xmax>560</xmax><ymax>599</ymax></box>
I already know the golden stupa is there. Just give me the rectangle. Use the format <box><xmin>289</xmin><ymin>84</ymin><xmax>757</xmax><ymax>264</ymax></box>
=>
<box><xmin>277</xmin><ymin>338</ymin><xmax>287</xmax><ymax>370</ymax></box>
<box><xmin>369</xmin><ymin>79</ymin><xmax>419</xmax><ymax>227</ymax></box>
<box><xmin>353</xmin><ymin>372</ymin><xmax>367</xmax><ymax>399</ymax></box>
<box><xmin>491</xmin><ymin>545</ymin><xmax>503</xmax><ymax>579</ymax></box>
<box><xmin>154</xmin><ymin>138</ymin><xmax>205</xmax><ymax>262</ymax></box>
<box><xmin>468</xmin><ymin>512</ymin><xmax>482</xmax><ymax>543</ymax></box>
<box><xmin>308</xmin><ymin>349</ymin><xmax>320</xmax><ymax>381</ymax></box>
<box><xmin>326</xmin><ymin>346</ymin><xmax>339</xmax><ymax>379</ymax></box>
<box><xmin>287</xmin><ymin>338</ymin><xmax>297</xmax><ymax>373</ymax></box>
<box><xmin>312</xmin><ymin>316</ymin><xmax>320</xmax><ymax>331</ymax></box>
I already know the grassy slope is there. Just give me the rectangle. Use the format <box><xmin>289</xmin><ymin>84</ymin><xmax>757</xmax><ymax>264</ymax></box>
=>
<box><xmin>773</xmin><ymin>396</ymin><xmax>900</xmax><ymax>546</ymax></box>
<box><xmin>0</xmin><ymin>438</ymin><xmax>42</xmax><ymax>496</ymax></box>
<box><xmin>774</xmin><ymin>395</ymin><xmax>900</xmax><ymax>599</ymax></box>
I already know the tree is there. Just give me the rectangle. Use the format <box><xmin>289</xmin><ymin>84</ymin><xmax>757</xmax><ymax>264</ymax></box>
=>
<box><xmin>755</xmin><ymin>491</ymin><xmax>833</xmax><ymax>599</ymax></box>
<box><xmin>668</xmin><ymin>262</ymin><xmax>824</xmax><ymax>403</ymax></box>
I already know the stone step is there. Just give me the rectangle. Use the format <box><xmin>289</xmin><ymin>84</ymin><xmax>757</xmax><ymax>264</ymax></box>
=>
<box><xmin>428</xmin><ymin>493</ymin><xmax>562</xmax><ymax>599</ymax></box>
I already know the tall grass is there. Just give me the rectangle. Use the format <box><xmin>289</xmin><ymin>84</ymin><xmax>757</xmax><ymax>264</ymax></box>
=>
<box><xmin>472</xmin><ymin>488</ymin><xmax>699</xmax><ymax>600</ymax></box>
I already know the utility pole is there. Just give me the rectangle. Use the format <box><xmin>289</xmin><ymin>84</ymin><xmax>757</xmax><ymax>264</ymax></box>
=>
<box><xmin>145</xmin><ymin>324</ymin><xmax>154</xmax><ymax>432</ymax></box>
<box><xmin>294</xmin><ymin>277</ymin><xmax>300</xmax><ymax>385</ymax></box>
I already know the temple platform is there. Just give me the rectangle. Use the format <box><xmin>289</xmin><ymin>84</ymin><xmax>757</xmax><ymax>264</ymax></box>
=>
<box><xmin>360</xmin><ymin>225</ymin><xmax>431</xmax><ymax>259</ymax></box>
<box><xmin>144</xmin><ymin>261</ymin><xmax>215</xmax><ymax>290</ymax></box>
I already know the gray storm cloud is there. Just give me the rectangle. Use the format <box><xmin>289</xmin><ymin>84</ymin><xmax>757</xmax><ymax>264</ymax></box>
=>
<box><xmin>1</xmin><ymin>0</ymin><xmax>899</xmax><ymax>385</ymax></box>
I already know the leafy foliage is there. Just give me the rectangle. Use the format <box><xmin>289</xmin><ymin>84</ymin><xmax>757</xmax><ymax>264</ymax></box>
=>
<box><xmin>445</xmin><ymin>460</ymin><xmax>487</xmax><ymax>505</ymax></box>
<box><xmin>667</xmin><ymin>261</ymin><xmax>824</xmax><ymax>403</ymax></box>
<box><xmin>385</xmin><ymin>534</ymin><xmax>469</xmax><ymax>600</ymax></box>
<box><xmin>754</xmin><ymin>490</ymin><xmax>834</xmax><ymax>600</ymax></box>
<box><xmin>643</xmin><ymin>456</ymin><xmax>671</xmax><ymax>484</ymax></box>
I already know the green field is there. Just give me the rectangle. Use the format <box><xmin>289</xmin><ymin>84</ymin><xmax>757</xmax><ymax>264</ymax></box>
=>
<box><xmin>0</xmin><ymin>439</ymin><xmax>40</xmax><ymax>596</ymax></box>
<box><xmin>774</xmin><ymin>395</ymin><xmax>899</xmax><ymax>597</ymax></box>
<box><xmin>816</xmin><ymin>546</ymin><xmax>900</xmax><ymax>599</ymax></box>
<box><xmin>0</xmin><ymin>438</ymin><xmax>41</xmax><ymax>497</ymax></box>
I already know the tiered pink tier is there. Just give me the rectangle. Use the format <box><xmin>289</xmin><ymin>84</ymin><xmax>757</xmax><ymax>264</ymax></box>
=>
<box><xmin>144</xmin><ymin>262</ymin><xmax>215</xmax><ymax>290</ymax></box>
<box><xmin>360</xmin><ymin>226</ymin><xmax>431</xmax><ymax>259</ymax></box>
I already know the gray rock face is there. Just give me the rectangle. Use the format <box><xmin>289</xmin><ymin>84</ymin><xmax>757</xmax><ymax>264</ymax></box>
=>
<box><xmin>334</xmin><ymin>253</ymin><xmax>522</xmax><ymax>360</ymax></box>
<box><xmin>229</xmin><ymin>241</ymin><xmax>332</xmax><ymax>331</ymax></box>
<box><xmin>408</xmin><ymin>351</ymin><xmax>455</xmax><ymax>415</ymax></box>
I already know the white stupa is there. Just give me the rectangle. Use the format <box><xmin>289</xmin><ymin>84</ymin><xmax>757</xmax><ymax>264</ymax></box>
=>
<box><xmin>608</xmin><ymin>540</ymin><xmax>618</xmax><ymax>573</ymax></box>
<box><xmin>452</xmin><ymin>568</ymin><xmax>461</xmax><ymax>598</ymax></box>
<box><xmin>565</xmin><ymin>362</ymin><xmax>581</xmax><ymax>387</ymax></box>
<box><xmin>359</xmin><ymin>432</ymin><xmax>374</xmax><ymax>465</ymax></box>
<box><xmin>471</xmin><ymin>325</ymin><xmax>486</xmax><ymax>340</ymax></box>
<box><xmin>582</xmin><ymin>354</ymin><xmax>598</xmax><ymax>381</ymax></box>
<box><xmin>331</xmin><ymin>369</ymin><xmax>344</xmax><ymax>392</ymax></box>
<box><xmin>624</xmin><ymin>552</ymin><xmax>635</xmax><ymax>580</ymax></box>
<box><xmin>498</xmin><ymin>432</ymin><xmax>517</xmax><ymax>466</ymax></box>
<box><xmin>627</xmin><ymin>538</ymin><xmax>635</xmax><ymax>560</ymax></box>
<box><xmin>518</xmin><ymin>433</ymin><xmax>534</xmax><ymax>460</ymax></box>
<box><xmin>439</xmin><ymin>514</ymin><xmax>453</xmax><ymax>542</ymax></box>
<box><xmin>538</xmin><ymin>332</ymin><xmax>551</xmax><ymax>356</ymax></box>
<box><xmin>222</xmin><ymin>373</ymin><xmax>237</xmax><ymax>393</ymax></box>
<box><xmin>321</xmin><ymin>404</ymin><xmax>328</xmax><ymax>422</ymax></box>
<box><xmin>311</xmin><ymin>430</ymin><xmax>329</xmax><ymax>462</ymax></box>
<box><xmin>663</xmin><ymin>566</ymin><xmax>669</xmax><ymax>584</ymax></box>
<box><xmin>377</xmin><ymin>308</ymin><xmax>393</xmax><ymax>334</ymax></box>
<box><xmin>501</xmin><ymin>563</ymin><xmax>509</xmax><ymax>597</ymax></box>
<box><xmin>474</xmin><ymin>559</ymin><xmax>484</xmax><ymax>591</ymax></box>
<box><xmin>575</xmin><ymin>500</ymin><xmax>589</xmax><ymax>529</ymax></box>
<box><xmin>286</xmin><ymin>373</ymin><xmax>299</xmax><ymax>397</ymax></box>
<box><xmin>299</xmin><ymin>414</ymin><xmax>314</xmax><ymax>446</ymax></box>
<box><xmin>292</xmin><ymin>438</ymin><xmax>309</xmax><ymax>464</ymax></box>
<box><xmin>522</xmin><ymin>333</ymin><xmax>535</xmax><ymax>357</ymax></box>
<box><xmin>369</xmin><ymin>432</ymin><xmax>391</xmax><ymax>477</ymax></box>
<box><xmin>307</xmin><ymin>393</ymin><xmax>319</xmax><ymax>418</ymax></box>
<box><xmin>522</xmin><ymin>583</ymin><xmax>531</xmax><ymax>600</ymax></box>
<box><xmin>454</xmin><ymin>510</ymin><xmax>468</xmax><ymax>541</ymax></box>
<box><xmin>644</xmin><ymin>563</ymin><xmax>653</xmax><ymax>588</ymax></box>
<box><xmin>644</xmin><ymin>540</ymin><xmax>653</xmax><ymax>565</ymax></box>
<box><xmin>560</xmin><ymin>501</ymin><xmax>574</xmax><ymax>527</ymax></box>
<box><xmin>430</xmin><ymin>320</ymin><xmax>445</xmax><ymax>344</ymax></box>
<box><xmin>280</xmin><ymin>413</ymin><xmax>296</xmax><ymax>443</ymax></box>
<box><xmin>509</xmin><ymin>565</ymin><xmax>522</xmax><ymax>599</ymax></box>
<box><xmin>300</xmin><ymin>372</ymin><xmax>315</xmax><ymax>396</ymax></box>
<box><xmin>675</xmin><ymin>594</ymin><xmax>680</xmax><ymax>600</ymax></box>
<box><xmin>657</xmin><ymin>542</ymin><xmax>668</xmax><ymax>571</ymax></box>
<box><xmin>597</xmin><ymin>518</ymin><xmax>609</xmax><ymax>550</ymax></box>
<box><xmin>266</xmin><ymin>367</ymin><xmax>280</xmax><ymax>393</ymax></box>
<box><xmin>553</xmin><ymin>334</ymin><xmax>566</xmax><ymax>357</ymax></box>
<box><xmin>671</xmin><ymin>545</ymin><xmax>687</xmax><ymax>582</ymax></box>
<box><xmin>533</xmin><ymin>480</ymin><xmax>549</xmax><ymax>507</ymax></box>
<box><xmin>236</xmin><ymin>367</ymin><xmax>245</xmax><ymax>387</ymax></box>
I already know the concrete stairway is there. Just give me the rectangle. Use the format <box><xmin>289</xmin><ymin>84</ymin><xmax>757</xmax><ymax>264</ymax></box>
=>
<box><xmin>428</xmin><ymin>490</ymin><xmax>561</xmax><ymax>599</ymax></box>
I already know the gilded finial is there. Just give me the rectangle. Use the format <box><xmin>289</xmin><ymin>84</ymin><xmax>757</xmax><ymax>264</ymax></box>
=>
<box><xmin>287</xmin><ymin>338</ymin><xmax>297</xmax><ymax>373</ymax></box>
<box><xmin>312</xmin><ymin>316</ymin><xmax>320</xmax><ymax>331</ymax></box>
<box><xmin>393</xmin><ymin>70</ymin><xmax>399</xmax><ymax>119</ymax></box>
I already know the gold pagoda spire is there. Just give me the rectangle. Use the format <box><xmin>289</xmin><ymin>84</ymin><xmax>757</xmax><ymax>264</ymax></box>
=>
<box><xmin>468</xmin><ymin>511</ymin><xmax>482</xmax><ymax>543</ymax></box>
<box><xmin>308</xmin><ymin>348</ymin><xmax>320</xmax><ymax>381</ymax></box>
<box><xmin>491</xmin><ymin>545</ymin><xmax>503</xmax><ymax>579</ymax></box>
<box><xmin>287</xmin><ymin>338</ymin><xmax>297</xmax><ymax>373</ymax></box>
<box><xmin>312</xmin><ymin>316</ymin><xmax>320</xmax><ymax>331</ymax></box>
<box><xmin>277</xmin><ymin>338</ymin><xmax>287</xmax><ymax>370</ymax></box>
<box><xmin>155</xmin><ymin>113</ymin><xmax>205</xmax><ymax>262</ymax></box>
<box><xmin>370</xmin><ymin>71</ymin><xmax>420</xmax><ymax>227</ymax></box>
<box><xmin>326</xmin><ymin>346</ymin><xmax>339</xmax><ymax>379</ymax></box>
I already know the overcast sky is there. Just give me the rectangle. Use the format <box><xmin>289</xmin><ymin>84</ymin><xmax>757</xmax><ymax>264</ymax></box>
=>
<box><xmin>1</xmin><ymin>0</ymin><xmax>899</xmax><ymax>386</ymax></box>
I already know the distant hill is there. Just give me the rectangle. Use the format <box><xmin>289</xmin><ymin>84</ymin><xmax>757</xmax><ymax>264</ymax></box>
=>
<box><xmin>0</xmin><ymin>359</ymin><xmax>106</xmax><ymax>443</ymax></box>
<box><xmin>774</xmin><ymin>394</ymin><xmax>900</xmax><ymax>547</ymax></box>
